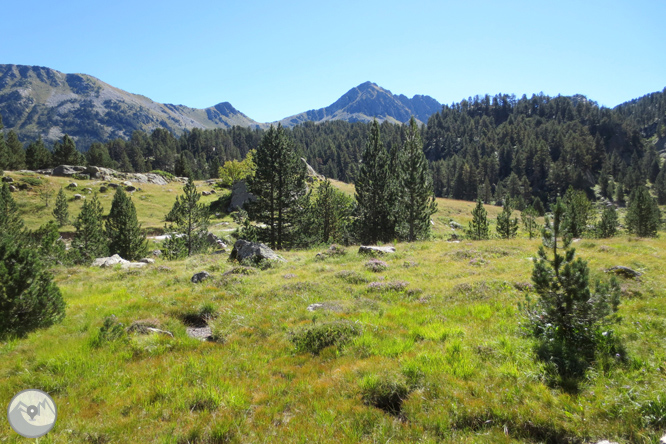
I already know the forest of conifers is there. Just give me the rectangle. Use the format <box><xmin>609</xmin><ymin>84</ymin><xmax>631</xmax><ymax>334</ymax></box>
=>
<box><xmin>1</xmin><ymin>88</ymin><xmax>665</xmax><ymax>207</ymax></box>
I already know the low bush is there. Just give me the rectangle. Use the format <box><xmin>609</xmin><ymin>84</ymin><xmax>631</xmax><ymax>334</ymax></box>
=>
<box><xmin>365</xmin><ymin>259</ymin><xmax>388</xmax><ymax>272</ymax></box>
<box><xmin>335</xmin><ymin>270</ymin><xmax>369</xmax><ymax>284</ymax></box>
<box><xmin>89</xmin><ymin>316</ymin><xmax>127</xmax><ymax>348</ymax></box>
<box><xmin>290</xmin><ymin>321</ymin><xmax>361</xmax><ymax>354</ymax></box>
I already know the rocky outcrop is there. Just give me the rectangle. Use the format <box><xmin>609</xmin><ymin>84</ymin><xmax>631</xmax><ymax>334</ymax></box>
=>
<box><xmin>227</xmin><ymin>180</ymin><xmax>257</xmax><ymax>211</ymax></box>
<box><xmin>191</xmin><ymin>271</ymin><xmax>211</xmax><ymax>283</ymax></box>
<box><xmin>229</xmin><ymin>239</ymin><xmax>285</xmax><ymax>264</ymax></box>
<box><xmin>50</xmin><ymin>165</ymin><xmax>169</xmax><ymax>185</ymax></box>
<box><xmin>92</xmin><ymin>254</ymin><xmax>148</xmax><ymax>269</ymax></box>
<box><xmin>302</xmin><ymin>158</ymin><xmax>324</xmax><ymax>181</ymax></box>
<box><xmin>606</xmin><ymin>266</ymin><xmax>642</xmax><ymax>279</ymax></box>
<box><xmin>359</xmin><ymin>245</ymin><xmax>396</xmax><ymax>255</ymax></box>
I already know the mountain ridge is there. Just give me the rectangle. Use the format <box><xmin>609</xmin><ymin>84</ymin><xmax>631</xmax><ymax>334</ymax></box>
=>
<box><xmin>0</xmin><ymin>64</ymin><xmax>442</xmax><ymax>148</ymax></box>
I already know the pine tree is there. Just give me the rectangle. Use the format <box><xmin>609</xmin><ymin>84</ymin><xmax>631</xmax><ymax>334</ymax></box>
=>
<box><xmin>615</xmin><ymin>182</ymin><xmax>625</xmax><ymax>206</ymax></box>
<box><xmin>524</xmin><ymin>199</ymin><xmax>621</xmax><ymax>377</ymax></box>
<box><xmin>521</xmin><ymin>205</ymin><xmax>540</xmax><ymax>239</ymax></box>
<box><xmin>625</xmin><ymin>186</ymin><xmax>661</xmax><ymax>237</ymax></box>
<box><xmin>596</xmin><ymin>206</ymin><xmax>618</xmax><ymax>238</ymax></box>
<box><xmin>163</xmin><ymin>178</ymin><xmax>210</xmax><ymax>258</ymax></box>
<box><xmin>0</xmin><ymin>236</ymin><xmax>66</xmax><ymax>339</ymax></box>
<box><xmin>106</xmin><ymin>187</ymin><xmax>147</xmax><ymax>260</ymax></box>
<box><xmin>52</xmin><ymin>135</ymin><xmax>83</xmax><ymax>166</ymax></box>
<box><xmin>5</xmin><ymin>131</ymin><xmax>25</xmax><ymax>170</ymax></box>
<box><xmin>655</xmin><ymin>167</ymin><xmax>666</xmax><ymax>205</ymax></box>
<box><xmin>246</xmin><ymin>125</ymin><xmax>307</xmax><ymax>249</ymax></box>
<box><xmin>71</xmin><ymin>194</ymin><xmax>108</xmax><ymax>264</ymax></box>
<box><xmin>466</xmin><ymin>198</ymin><xmax>490</xmax><ymax>240</ymax></box>
<box><xmin>562</xmin><ymin>186</ymin><xmax>591</xmax><ymax>238</ymax></box>
<box><xmin>25</xmin><ymin>137</ymin><xmax>53</xmax><ymax>170</ymax></box>
<box><xmin>532</xmin><ymin>197</ymin><xmax>546</xmax><ymax>216</ymax></box>
<box><xmin>496</xmin><ymin>201</ymin><xmax>519</xmax><ymax>239</ymax></box>
<box><xmin>0</xmin><ymin>115</ymin><xmax>6</xmax><ymax>172</ymax></box>
<box><xmin>53</xmin><ymin>188</ymin><xmax>69</xmax><ymax>226</ymax></box>
<box><xmin>0</xmin><ymin>183</ymin><xmax>25</xmax><ymax>239</ymax></box>
<box><xmin>355</xmin><ymin>120</ymin><xmax>397</xmax><ymax>244</ymax></box>
<box><xmin>312</xmin><ymin>179</ymin><xmax>354</xmax><ymax>244</ymax></box>
<box><xmin>398</xmin><ymin>117</ymin><xmax>437</xmax><ymax>241</ymax></box>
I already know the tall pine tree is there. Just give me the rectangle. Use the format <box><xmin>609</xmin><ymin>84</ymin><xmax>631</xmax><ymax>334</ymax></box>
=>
<box><xmin>5</xmin><ymin>131</ymin><xmax>25</xmax><ymax>170</ymax></box>
<box><xmin>52</xmin><ymin>135</ymin><xmax>83</xmax><ymax>166</ymax></box>
<box><xmin>106</xmin><ymin>187</ymin><xmax>147</xmax><ymax>260</ymax></box>
<box><xmin>398</xmin><ymin>117</ymin><xmax>437</xmax><ymax>241</ymax></box>
<box><xmin>355</xmin><ymin>120</ymin><xmax>397</xmax><ymax>244</ymax></box>
<box><xmin>163</xmin><ymin>178</ymin><xmax>210</xmax><ymax>258</ymax></box>
<box><xmin>467</xmin><ymin>199</ymin><xmax>490</xmax><ymax>240</ymax></box>
<box><xmin>496</xmin><ymin>201</ymin><xmax>519</xmax><ymax>239</ymax></box>
<box><xmin>25</xmin><ymin>137</ymin><xmax>53</xmax><ymax>170</ymax></box>
<box><xmin>246</xmin><ymin>124</ymin><xmax>307</xmax><ymax>250</ymax></box>
<box><xmin>625</xmin><ymin>186</ymin><xmax>661</xmax><ymax>237</ymax></box>
<box><xmin>71</xmin><ymin>194</ymin><xmax>108</xmax><ymax>264</ymax></box>
<box><xmin>52</xmin><ymin>188</ymin><xmax>69</xmax><ymax>227</ymax></box>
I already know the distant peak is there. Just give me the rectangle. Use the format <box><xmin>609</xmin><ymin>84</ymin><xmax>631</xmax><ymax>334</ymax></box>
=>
<box><xmin>357</xmin><ymin>81</ymin><xmax>379</xmax><ymax>90</ymax></box>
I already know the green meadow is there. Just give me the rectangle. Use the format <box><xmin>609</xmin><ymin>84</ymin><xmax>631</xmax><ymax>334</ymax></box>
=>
<box><xmin>1</xmin><ymin>172</ymin><xmax>665</xmax><ymax>443</ymax></box>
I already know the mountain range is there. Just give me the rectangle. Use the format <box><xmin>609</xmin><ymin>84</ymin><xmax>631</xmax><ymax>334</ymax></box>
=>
<box><xmin>0</xmin><ymin>64</ymin><xmax>442</xmax><ymax>147</ymax></box>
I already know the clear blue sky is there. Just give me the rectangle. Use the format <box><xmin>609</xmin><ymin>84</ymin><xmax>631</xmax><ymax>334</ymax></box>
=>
<box><xmin>1</xmin><ymin>0</ymin><xmax>664</xmax><ymax>123</ymax></box>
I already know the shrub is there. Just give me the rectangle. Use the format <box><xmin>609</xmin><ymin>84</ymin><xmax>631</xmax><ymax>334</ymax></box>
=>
<box><xmin>365</xmin><ymin>259</ymin><xmax>388</xmax><ymax>272</ymax></box>
<box><xmin>0</xmin><ymin>237</ymin><xmax>66</xmax><ymax>339</ymax></box>
<box><xmin>367</xmin><ymin>280</ymin><xmax>409</xmax><ymax>292</ymax></box>
<box><xmin>150</xmin><ymin>170</ymin><xmax>175</xmax><ymax>181</ymax></box>
<box><xmin>290</xmin><ymin>321</ymin><xmax>361</xmax><ymax>354</ymax></box>
<box><xmin>89</xmin><ymin>316</ymin><xmax>127</xmax><ymax>348</ymax></box>
<box><xmin>335</xmin><ymin>270</ymin><xmax>369</xmax><ymax>284</ymax></box>
<box><xmin>360</xmin><ymin>373</ymin><xmax>410</xmax><ymax>414</ymax></box>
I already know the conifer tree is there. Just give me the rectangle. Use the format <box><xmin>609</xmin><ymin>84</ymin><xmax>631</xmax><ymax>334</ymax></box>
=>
<box><xmin>71</xmin><ymin>194</ymin><xmax>108</xmax><ymax>264</ymax></box>
<box><xmin>521</xmin><ymin>206</ymin><xmax>540</xmax><ymax>239</ymax></box>
<box><xmin>356</xmin><ymin>120</ymin><xmax>397</xmax><ymax>244</ymax></box>
<box><xmin>247</xmin><ymin>125</ymin><xmax>307</xmax><ymax>249</ymax></box>
<box><xmin>5</xmin><ymin>131</ymin><xmax>25</xmax><ymax>170</ymax></box>
<box><xmin>25</xmin><ymin>137</ymin><xmax>53</xmax><ymax>170</ymax></box>
<box><xmin>625</xmin><ymin>186</ymin><xmax>661</xmax><ymax>237</ymax></box>
<box><xmin>466</xmin><ymin>198</ymin><xmax>490</xmax><ymax>240</ymax></box>
<box><xmin>615</xmin><ymin>182</ymin><xmax>625</xmax><ymax>206</ymax></box>
<box><xmin>312</xmin><ymin>179</ymin><xmax>354</xmax><ymax>244</ymax></box>
<box><xmin>163</xmin><ymin>178</ymin><xmax>210</xmax><ymax>258</ymax></box>
<box><xmin>53</xmin><ymin>188</ymin><xmax>69</xmax><ymax>226</ymax></box>
<box><xmin>524</xmin><ymin>199</ymin><xmax>621</xmax><ymax>377</ymax></box>
<box><xmin>0</xmin><ymin>236</ymin><xmax>66</xmax><ymax>339</ymax></box>
<box><xmin>532</xmin><ymin>197</ymin><xmax>546</xmax><ymax>217</ymax></box>
<box><xmin>52</xmin><ymin>135</ymin><xmax>83</xmax><ymax>166</ymax></box>
<box><xmin>496</xmin><ymin>201</ymin><xmax>519</xmax><ymax>239</ymax></box>
<box><xmin>398</xmin><ymin>117</ymin><xmax>437</xmax><ymax>241</ymax></box>
<box><xmin>0</xmin><ymin>183</ymin><xmax>24</xmax><ymax>239</ymax></box>
<box><xmin>0</xmin><ymin>115</ymin><xmax>6</xmax><ymax>172</ymax></box>
<box><xmin>655</xmin><ymin>167</ymin><xmax>666</xmax><ymax>205</ymax></box>
<box><xmin>562</xmin><ymin>186</ymin><xmax>591</xmax><ymax>238</ymax></box>
<box><xmin>106</xmin><ymin>187</ymin><xmax>147</xmax><ymax>260</ymax></box>
<box><xmin>596</xmin><ymin>205</ymin><xmax>618</xmax><ymax>238</ymax></box>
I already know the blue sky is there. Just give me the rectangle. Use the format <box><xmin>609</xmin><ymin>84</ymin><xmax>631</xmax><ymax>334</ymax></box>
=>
<box><xmin>1</xmin><ymin>0</ymin><xmax>664</xmax><ymax>122</ymax></box>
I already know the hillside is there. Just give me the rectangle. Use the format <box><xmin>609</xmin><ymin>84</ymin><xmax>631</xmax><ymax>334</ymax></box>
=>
<box><xmin>0</xmin><ymin>64</ymin><xmax>261</xmax><ymax>147</ymax></box>
<box><xmin>279</xmin><ymin>81</ymin><xmax>441</xmax><ymax>127</ymax></box>
<box><xmin>1</xmin><ymin>172</ymin><xmax>666</xmax><ymax>443</ymax></box>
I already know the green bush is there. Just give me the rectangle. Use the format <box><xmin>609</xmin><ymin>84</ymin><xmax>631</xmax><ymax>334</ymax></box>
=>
<box><xmin>290</xmin><ymin>321</ymin><xmax>361</xmax><ymax>354</ymax></box>
<box><xmin>0</xmin><ymin>237</ymin><xmax>66</xmax><ymax>339</ymax></box>
<box><xmin>150</xmin><ymin>170</ymin><xmax>175</xmax><ymax>181</ymax></box>
<box><xmin>89</xmin><ymin>316</ymin><xmax>127</xmax><ymax>348</ymax></box>
<box><xmin>360</xmin><ymin>373</ymin><xmax>410</xmax><ymax>414</ymax></box>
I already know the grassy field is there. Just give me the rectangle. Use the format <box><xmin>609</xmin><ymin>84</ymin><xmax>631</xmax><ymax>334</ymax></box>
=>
<box><xmin>1</xmin><ymin>173</ymin><xmax>665</xmax><ymax>443</ymax></box>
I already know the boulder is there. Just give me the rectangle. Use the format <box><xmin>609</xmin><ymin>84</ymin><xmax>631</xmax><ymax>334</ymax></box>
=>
<box><xmin>107</xmin><ymin>182</ymin><xmax>119</xmax><ymax>188</ymax></box>
<box><xmin>660</xmin><ymin>434</ymin><xmax>666</xmax><ymax>444</ymax></box>
<box><xmin>99</xmin><ymin>186</ymin><xmax>108</xmax><ymax>193</ymax></box>
<box><xmin>606</xmin><ymin>266</ymin><xmax>642</xmax><ymax>279</ymax></box>
<box><xmin>92</xmin><ymin>254</ymin><xmax>130</xmax><ymax>268</ymax></box>
<box><xmin>73</xmin><ymin>194</ymin><xmax>84</xmax><ymax>200</ymax></box>
<box><xmin>227</xmin><ymin>180</ymin><xmax>257</xmax><ymax>212</ymax></box>
<box><xmin>122</xmin><ymin>181</ymin><xmax>133</xmax><ymax>187</ymax></box>
<box><xmin>8</xmin><ymin>185</ymin><xmax>17</xmax><ymax>192</ymax></box>
<box><xmin>1</xmin><ymin>176</ymin><xmax>13</xmax><ymax>182</ymax></box>
<box><xmin>202</xmin><ymin>191</ymin><xmax>211</xmax><ymax>196</ymax></box>
<box><xmin>67</xmin><ymin>182</ymin><xmax>78</xmax><ymax>188</ymax></box>
<box><xmin>52</xmin><ymin>165</ymin><xmax>87</xmax><ymax>177</ymax></box>
<box><xmin>191</xmin><ymin>271</ymin><xmax>211</xmax><ymax>283</ymax></box>
<box><xmin>206</xmin><ymin>232</ymin><xmax>227</xmax><ymax>249</ymax></box>
<box><xmin>139</xmin><ymin>258</ymin><xmax>155</xmax><ymax>264</ymax></box>
<box><xmin>125</xmin><ymin>185</ymin><xmax>137</xmax><ymax>192</ymax></box>
<box><xmin>229</xmin><ymin>239</ymin><xmax>285</xmax><ymax>264</ymax></box>
<box><xmin>152</xmin><ymin>249</ymin><xmax>162</xmax><ymax>257</ymax></box>
<box><xmin>359</xmin><ymin>245</ymin><xmax>396</xmax><ymax>255</ymax></box>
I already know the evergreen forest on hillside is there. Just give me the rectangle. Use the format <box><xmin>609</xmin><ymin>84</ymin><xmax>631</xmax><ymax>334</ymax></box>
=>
<box><xmin>2</xmin><ymin>87</ymin><xmax>666</xmax><ymax>210</ymax></box>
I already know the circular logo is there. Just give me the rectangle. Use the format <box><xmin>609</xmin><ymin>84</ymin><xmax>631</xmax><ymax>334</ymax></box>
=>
<box><xmin>7</xmin><ymin>389</ymin><xmax>57</xmax><ymax>438</ymax></box>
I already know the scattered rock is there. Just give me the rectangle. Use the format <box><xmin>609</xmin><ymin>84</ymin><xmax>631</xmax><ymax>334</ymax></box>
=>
<box><xmin>17</xmin><ymin>183</ymin><xmax>31</xmax><ymax>191</ymax></box>
<box><xmin>84</xmin><ymin>187</ymin><xmax>92</xmax><ymax>193</ymax></box>
<box><xmin>206</xmin><ymin>232</ymin><xmax>227</xmax><ymax>250</ymax></box>
<box><xmin>202</xmin><ymin>191</ymin><xmax>211</xmax><ymax>196</ymax></box>
<box><xmin>73</xmin><ymin>194</ymin><xmax>84</xmax><ymax>200</ymax></box>
<box><xmin>8</xmin><ymin>185</ymin><xmax>17</xmax><ymax>192</ymax></box>
<box><xmin>92</xmin><ymin>254</ymin><xmax>130</xmax><ymax>268</ymax></box>
<box><xmin>660</xmin><ymin>434</ymin><xmax>666</xmax><ymax>444</ymax></box>
<box><xmin>152</xmin><ymin>249</ymin><xmax>162</xmax><ymax>257</ymax></box>
<box><xmin>68</xmin><ymin>182</ymin><xmax>78</xmax><ymax>188</ymax></box>
<box><xmin>2</xmin><ymin>176</ymin><xmax>13</xmax><ymax>183</ymax></box>
<box><xmin>606</xmin><ymin>266</ymin><xmax>642</xmax><ymax>279</ymax></box>
<box><xmin>209</xmin><ymin>189</ymin><xmax>216</xmax><ymax>194</ymax></box>
<box><xmin>139</xmin><ymin>258</ymin><xmax>155</xmax><ymax>264</ymax></box>
<box><xmin>126</xmin><ymin>185</ymin><xmax>137</xmax><ymax>192</ymax></box>
<box><xmin>122</xmin><ymin>181</ymin><xmax>132</xmax><ymax>187</ymax></box>
<box><xmin>227</xmin><ymin>180</ymin><xmax>257</xmax><ymax>211</ymax></box>
<box><xmin>52</xmin><ymin>165</ymin><xmax>87</xmax><ymax>177</ymax></box>
<box><xmin>107</xmin><ymin>182</ymin><xmax>119</xmax><ymax>188</ymax></box>
<box><xmin>229</xmin><ymin>239</ymin><xmax>285</xmax><ymax>264</ymax></box>
<box><xmin>99</xmin><ymin>186</ymin><xmax>108</xmax><ymax>192</ymax></box>
<box><xmin>191</xmin><ymin>271</ymin><xmax>211</xmax><ymax>283</ymax></box>
<box><xmin>358</xmin><ymin>245</ymin><xmax>396</xmax><ymax>255</ymax></box>
<box><xmin>449</xmin><ymin>221</ymin><xmax>464</xmax><ymax>230</ymax></box>
<box><xmin>307</xmin><ymin>302</ymin><xmax>343</xmax><ymax>312</ymax></box>
<box><xmin>186</xmin><ymin>327</ymin><xmax>213</xmax><ymax>341</ymax></box>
